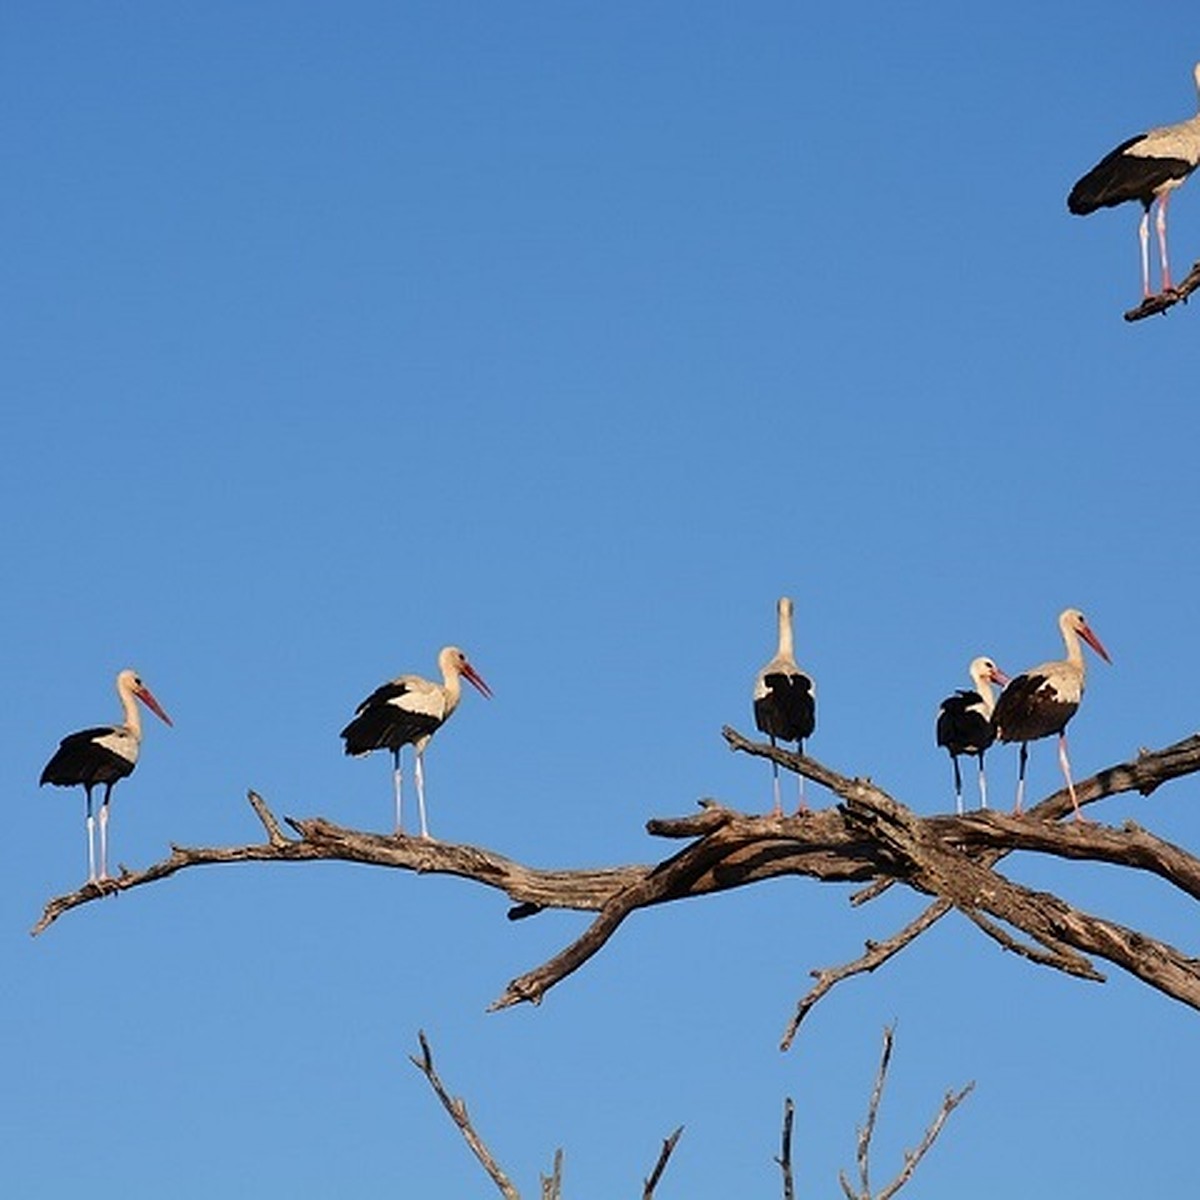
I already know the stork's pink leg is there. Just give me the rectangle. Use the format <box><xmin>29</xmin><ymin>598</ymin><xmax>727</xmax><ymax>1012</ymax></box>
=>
<box><xmin>98</xmin><ymin>802</ymin><xmax>110</xmax><ymax>880</ymax></box>
<box><xmin>84</xmin><ymin>791</ymin><xmax>97</xmax><ymax>884</ymax></box>
<box><xmin>1058</xmin><ymin>733</ymin><xmax>1087</xmax><ymax>821</ymax></box>
<box><xmin>977</xmin><ymin>754</ymin><xmax>989</xmax><ymax>810</ymax></box>
<box><xmin>795</xmin><ymin>741</ymin><xmax>809</xmax><ymax>815</ymax></box>
<box><xmin>1139</xmin><ymin>209</ymin><xmax>1153</xmax><ymax>298</ymax></box>
<box><xmin>768</xmin><ymin>736</ymin><xmax>782</xmax><ymax>816</ymax></box>
<box><xmin>1156</xmin><ymin>193</ymin><xmax>1174</xmax><ymax>292</ymax></box>
<box><xmin>1013</xmin><ymin>743</ymin><xmax>1028</xmax><ymax>814</ymax></box>
<box><xmin>391</xmin><ymin>749</ymin><xmax>403</xmax><ymax>835</ymax></box>
<box><xmin>414</xmin><ymin>751</ymin><xmax>430</xmax><ymax>839</ymax></box>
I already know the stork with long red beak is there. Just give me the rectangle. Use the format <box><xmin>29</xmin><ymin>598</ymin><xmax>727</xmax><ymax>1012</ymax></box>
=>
<box><xmin>40</xmin><ymin>669</ymin><xmax>174</xmax><ymax>882</ymax></box>
<box><xmin>340</xmin><ymin>645</ymin><xmax>492</xmax><ymax>838</ymax></box>
<box><xmin>991</xmin><ymin>609</ymin><xmax>1111</xmax><ymax>820</ymax></box>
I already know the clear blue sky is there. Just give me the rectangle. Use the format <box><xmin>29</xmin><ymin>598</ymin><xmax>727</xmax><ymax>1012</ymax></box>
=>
<box><xmin>5</xmin><ymin>3</ymin><xmax>1200</xmax><ymax>1195</ymax></box>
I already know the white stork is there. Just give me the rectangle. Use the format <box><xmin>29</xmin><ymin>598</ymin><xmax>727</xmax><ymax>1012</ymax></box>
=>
<box><xmin>935</xmin><ymin>656</ymin><xmax>1009</xmax><ymax>815</ymax></box>
<box><xmin>753</xmin><ymin>596</ymin><xmax>816</xmax><ymax>814</ymax></box>
<box><xmin>1068</xmin><ymin>63</ymin><xmax>1200</xmax><ymax>298</ymax></box>
<box><xmin>991</xmin><ymin>609</ymin><xmax>1111</xmax><ymax>820</ymax></box>
<box><xmin>40</xmin><ymin>668</ymin><xmax>173</xmax><ymax>883</ymax></box>
<box><xmin>340</xmin><ymin>645</ymin><xmax>492</xmax><ymax>838</ymax></box>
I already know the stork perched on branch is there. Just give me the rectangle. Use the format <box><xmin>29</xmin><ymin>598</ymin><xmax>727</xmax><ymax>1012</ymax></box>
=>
<box><xmin>753</xmin><ymin>597</ymin><xmax>816</xmax><ymax>814</ymax></box>
<box><xmin>40</xmin><ymin>669</ymin><xmax>173</xmax><ymax>883</ymax></box>
<box><xmin>1068</xmin><ymin>63</ymin><xmax>1200</xmax><ymax>299</ymax></box>
<box><xmin>341</xmin><ymin>646</ymin><xmax>492</xmax><ymax>838</ymax></box>
<box><xmin>936</xmin><ymin>657</ymin><xmax>1008</xmax><ymax>814</ymax></box>
<box><xmin>992</xmin><ymin>609</ymin><xmax>1111</xmax><ymax>821</ymax></box>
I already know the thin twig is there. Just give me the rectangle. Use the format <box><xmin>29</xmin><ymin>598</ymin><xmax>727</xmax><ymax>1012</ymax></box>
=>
<box><xmin>643</xmin><ymin>1126</ymin><xmax>684</xmax><ymax>1199</ymax></box>
<box><xmin>776</xmin><ymin>1097</ymin><xmax>795</xmax><ymax>1200</ymax></box>
<box><xmin>877</xmin><ymin>1081</ymin><xmax>974</xmax><ymax>1200</ymax></box>
<box><xmin>539</xmin><ymin>1148</ymin><xmax>564</xmax><ymax>1200</ymax></box>
<box><xmin>409</xmin><ymin>1031</ymin><xmax>520</xmax><ymax>1200</ymax></box>
<box><xmin>839</xmin><ymin>1027</ymin><xmax>973</xmax><ymax>1200</ymax></box>
<box><xmin>781</xmin><ymin>902</ymin><xmax>952</xmax><ymax>1051</ymax></box>
<box><xmin>247</xmin><ymin>789</ymin><xmax>289</xmax><ymax>847</ymax></box>
<box><xmin>856</xmin><ymin>1025</ymin><xmax>895</xmax><ymax>1197</ymax></box>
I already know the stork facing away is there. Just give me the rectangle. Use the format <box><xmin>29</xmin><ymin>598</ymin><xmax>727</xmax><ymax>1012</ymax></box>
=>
<box><xmin>991</xmin><ymin>609</ymin><xmax>1111</xmax><ymax>820</ymax></box>
<box><xmin>1068</xmin><ymin>63</ymin><xmax>1200</xmax><ymax>299</ymax></box>
<box><xmin>40</xmin><ymin>668</ymin><xmax>173</xmax><ymax>883</ymax></box>
<box><xmin>340</xmin><ymin>645</ymin><xmax>492</xmax><ymax>838</ymax></box>
<box><xmin>936</xmin><ymin>656</ymin><xmax>1008</xmax><ymax>815</ymax></box>
<box><xmin>753</xmin><ymin>596</ymin><xmax>816</xmax><ymax>814</ymax></box>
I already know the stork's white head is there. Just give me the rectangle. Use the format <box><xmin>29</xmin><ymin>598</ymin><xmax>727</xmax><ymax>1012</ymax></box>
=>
<box><xmin>117</xmin><ymin>668</ymin><xmax>174</xmax><ymax>726</ymax></box>
<box><xmin>969</xmin><ymin>656</ymin><xmax>1009</xmax><ymax>690</ymax></box>
<box><xmin>439</xmin><ymin>646</ymin><xmax>493</xmax><ymax>699</ymax></box>
<box><xmin>1059</xmin><ymin>609</ymin><xmax>1112</xmax><ymax>665</ymax></box>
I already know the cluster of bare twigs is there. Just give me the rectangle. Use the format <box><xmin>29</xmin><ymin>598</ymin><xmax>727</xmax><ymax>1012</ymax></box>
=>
<box><xmin>31</xmin><ymin>729</ymin><xmax>1200</xmax><ymax>1046</ymax></box>
<box><xmin>410</xmin><ymin>1025</ymin><xmax>968</xmax><ymax>1198</ymax></box>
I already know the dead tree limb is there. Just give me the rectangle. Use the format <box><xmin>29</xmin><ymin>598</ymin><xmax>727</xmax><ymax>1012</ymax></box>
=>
<box><xmin>839</xmin><ymin>1025</ymin><xmax>973</xmax><ymax>1200</ymax></box>
<box><xmin>1124</xmin><ymin>258</ymin><xmax>1200</xmax><ymax>321</ymax></box>
<box><xmin>777</xmin><ymin>1097</ymin><xmax>795</xmax><ymax>1200</ymax></box>
<box><xmin>410</xmin><ymin>1031</ymin><xmax>521</xmax><ymax>1200</ymax></box>
<box><xmin>30</xmin><ymin>735</ymin><xmax>1200</xmax><ymax>1036</ymax></box>
<box><xmin>642</xmin><ymin>1127</ymin><xmax>684</xmax><ymax>1200</ymax></box>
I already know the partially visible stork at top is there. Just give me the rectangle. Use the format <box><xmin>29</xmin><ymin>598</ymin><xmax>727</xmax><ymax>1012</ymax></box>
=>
<box><xmin>936</xmin><ymin>656</ymin><xmax>1009</xmax><ymax>815</ymax></box>
<box><xmin>40</xmin><ymin>668</ymin><xmax>174</xmax><ymax>883</ymax></box>
<box><xmin>991</xmin><ymin>609</ymin><xmax>1111</xmax><ymax>821</ymax></box>
<box><xmin>1068</xmin><ymin>63</ymin><xmax>1200</xmax><ymax>299</ymax></box>
<box><xmin>340</xmin><ymin>645</ymin><xmax>492</xmax><ymax>838</ymax></box>
<box><xmin>753</xmin><ymin>596</ymin><xmax>816</xmax><ymax>815</ymax></box>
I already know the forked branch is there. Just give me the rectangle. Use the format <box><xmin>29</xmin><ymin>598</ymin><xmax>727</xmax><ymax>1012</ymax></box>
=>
<box><xmin>31</xmin><ymin>735</ymin><xmax>1200</xmax><ymax>1041</ymax></box>
<box><xmin>839</xmin><ymin>1025</ymin><xmax>973</xmax><ymax>1200</ymax></box>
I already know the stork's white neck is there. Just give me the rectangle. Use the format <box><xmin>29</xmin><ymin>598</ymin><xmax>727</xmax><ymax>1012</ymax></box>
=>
<box><xmin>1059</xmin><ymin>615</ymin><xmax>1086</xmax><ymax>672</ymax></box>
<box><xmin>117</xmin><ymin>675</ymin><xmax>143</xmax><ymax>739</ymax></box>
<box><xmin>776</xmin><ymin>598</ymin><xmax>796</xmax><ymax>662</ymax></box>
<box><xmin>969</xmin><ymin>667</ymin><xmax>999</xmax><ymax>715</ymax></box>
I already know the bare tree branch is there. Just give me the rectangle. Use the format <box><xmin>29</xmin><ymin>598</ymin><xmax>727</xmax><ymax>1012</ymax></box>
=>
<box><xmin>781</xmin><ymin>902</ymin><xmax>952</xmax><ymax>1051</ymax></box>
<box><xmin>839</xmin><ymin>1026</ymin><xmax>973</xmax><ymax>1200</ymax></box>
<box><xmin>776</xmin><ymin>1097</ymin><xmax>795</xmax><ymax>1200</ymax></box>
<box><xmin>30</xmin><ymin>732</ymin><xmax>1200</xmax><ymax>1037</ymax></box>
<box><xmin>642</xmin><ymin>1127</ymin><xmax>684</xmax><ymax>1200</ymax></box>
<box><xmin>1124</xmin><ymin>258</ymin><xmax>1200</xmax><ymax>321</ymax></box>
<box><xmin>539</xmin><ymin>1149</ymin><xmax>564</xmax><ymax>1200</ymax></box>
<box><xmin>409</xmin><ymin>1031</ymin><xmax>521</xmax><ymax>1200</ymax></box>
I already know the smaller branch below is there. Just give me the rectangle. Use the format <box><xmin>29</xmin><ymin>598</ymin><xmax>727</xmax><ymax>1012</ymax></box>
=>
<box><xmin>776</xmin><ymin>1097</ymin><xmax>796</xmax><ymax>1200</ymax></box>
<box><xmin>409</xmin><ymin>1031</ymin><xmax>520</xmax><ymax>1200</ymax></box>
<box><xmin>643</xmin><ymin>1127</ymin><xmax>684</xmax><ymax>1200</ymax></box>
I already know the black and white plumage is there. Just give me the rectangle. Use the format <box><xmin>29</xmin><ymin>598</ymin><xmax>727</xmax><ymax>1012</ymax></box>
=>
<box><xmin>753</xmin><ymin>596</ymin><xmax>816</xmax><ymax>815</ymax></box>
<box><xmin>1068</xmin><ymin>63</ymin><xmax>1200</xmax><ymax>299</ymax></box>
<box><xmin>936</xmin><ymin>656</ymin><xmax>1008</xmax><ymax>815</ymax></box>
<box><xmin>340</xmin><ymin>645</ymin><xmax>492</xmax><ymax>838</ymax></box>
<box><xmin>40</xmin><ymin>668</ymin><xmax>173</xmax><ymax>883</ymax></box>
<box><xmin>992</xmin><ymin>609</ymin><xmax>1111</xmax><ymax>820</ymax></box>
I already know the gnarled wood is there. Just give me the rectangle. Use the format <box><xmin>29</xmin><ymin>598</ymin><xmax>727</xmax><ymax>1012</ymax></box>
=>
<box><xmin>30</xmin><ymin>734</ymin><xmax>1200</xmax><ymax>1039</ymax></box>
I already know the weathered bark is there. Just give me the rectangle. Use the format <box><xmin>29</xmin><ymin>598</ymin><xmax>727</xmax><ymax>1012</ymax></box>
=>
<box><xmin>1124</xmin><ymin>257</ymin><xmax>1200</xmax><ymax>321</ymax></box>
<box><xmin>31</xmin><ymin>730</ymin><xmax>1200</xmax><ymax>1040</ymax></box>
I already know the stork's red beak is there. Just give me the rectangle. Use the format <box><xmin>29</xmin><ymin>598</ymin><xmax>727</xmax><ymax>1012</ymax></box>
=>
<box><xmin>136</xmin><ymin>686</ymin><xmax>174</xmax><ymax>726</ymax></box>
<box><xmin>989</xmin><ymin>666</ymin><xmax>1011</xmax><ymax>687</ymax></box>
<box><xmin>1079</xmin><ymin>622</ymin><xmax>1112</xmax><ymax>665</ymax></box>
<box><xmin>461</xmin><ymin>662</ymin><xmax>493</xmax><ymax>699</ymax></box>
